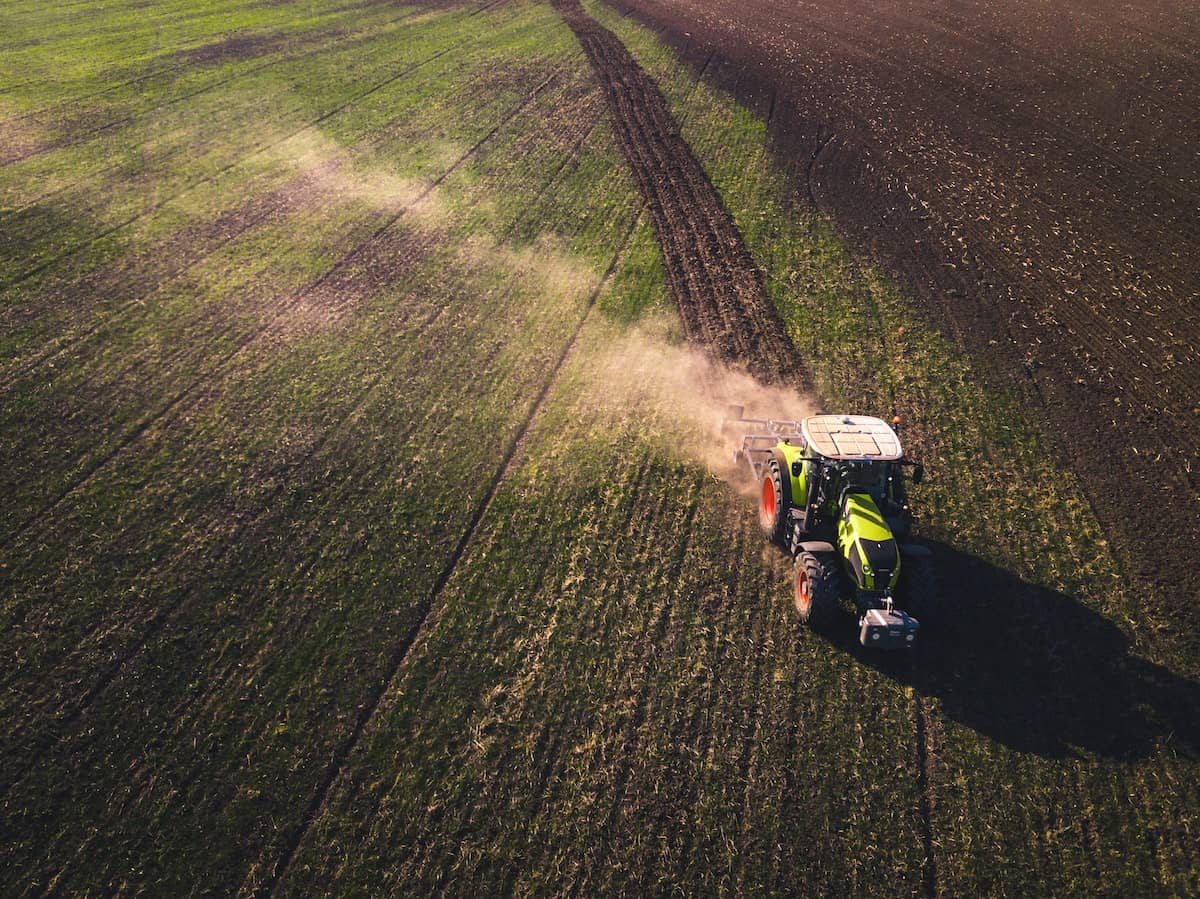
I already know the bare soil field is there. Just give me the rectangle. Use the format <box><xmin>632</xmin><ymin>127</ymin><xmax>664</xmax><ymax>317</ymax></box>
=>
<box><xmin>610</xmin><ymin>0</ymin><xmax>1200</xmax><ymax>646</ymax></box>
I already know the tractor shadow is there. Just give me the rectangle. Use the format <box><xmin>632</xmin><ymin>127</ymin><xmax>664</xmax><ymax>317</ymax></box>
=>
<box><xmin>813</xmin><ymin>539</ymin><xmax>1200</xmax><ymax>759</ymax></box>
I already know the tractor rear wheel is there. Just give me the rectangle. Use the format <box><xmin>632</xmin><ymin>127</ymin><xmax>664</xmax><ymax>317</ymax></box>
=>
<box><xmin>794</xmin><ymin>551</ymin><xmax>838</xmax><ymax>625</ymax></box>
<box><xmin>758</xmin><ymin>458</ymin><xmax>789</xmax><ymax>548</ymax></box>
<box><xmin>899</xmin><ymin>552</ymin><xmax>939</xmax><ymax>620</ymax></box>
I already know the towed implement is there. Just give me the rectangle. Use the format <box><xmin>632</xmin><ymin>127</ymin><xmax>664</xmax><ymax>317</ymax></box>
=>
<box><xmin>729</xmin><ymin>410</ymin><xmax>933</xmax><ymax>648</ymax></box>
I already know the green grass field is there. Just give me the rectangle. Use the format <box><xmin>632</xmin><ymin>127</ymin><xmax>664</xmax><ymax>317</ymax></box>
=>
<box><xmin>2</xmin><ymin>0</ymin><xmax>1197</xmax><ymax>894</ymax></box>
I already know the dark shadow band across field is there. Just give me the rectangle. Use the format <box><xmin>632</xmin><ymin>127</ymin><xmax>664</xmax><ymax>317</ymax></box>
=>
<box><xmin>813</xmin><ymin>540</ymin><xmax>1200</xmax><ymax>760</ymax></box>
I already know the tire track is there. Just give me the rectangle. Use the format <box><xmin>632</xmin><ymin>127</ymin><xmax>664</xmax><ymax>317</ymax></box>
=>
<box><xmin>0</xmin><ymin>10</ymin><xmax>422</xmax><ymax>219</ymax></box>
<box><xmin>673</xmin><ymin>524</ymin><xmax>759</xmax><ymax>887</ymax></box>
<box><xmin>4</xmin><ymin>24</ymin><xmax>568</xmax><ymax>388</ymax></box>
<box><xmin>551</xmin><ymin>0</ymin><xmax>807</xmax><ymax>390</ymax></box>
<box><xmin>2</xmin><ymin>60</ymin><xmax>612</xmax><ymax>796</ymax></box>
<box><xmin>1</xmin><ymin>72</ymin><xmax>561</xmax><ymax>553</ymax></box>
<box><xmin>7</xmin><ymin>291</ymin><xmax>488</xmax><ymax>807</ymax></box>
<box><xmin>3</xmin><ymin>60</ymin><xmax>569</xmax><ymax>388</ymax></box>
<box><xmin>256</xmin><ymin>207</ymin><xmax>644</xmax><ymax>898</ymax></box>
<box><xmin>913</xmin><ymin>692</ymin><xmax>940</xmax><ymax>897</ymax></box>
<box><xmin>575</xmin><ymin>489</ymin><xmax>702</xmax><ymax>899</ymax></box>
<box><xmin>0</xmin><ymin>2</ymin><xmax>485</xmax><ymax>228</ymax></box>
<box><xmin>2</xmin><ymin>167</ymin><xmax>330</xmax><ymax>390</ymax></box>
<box><xmin>2</xmin><ymin>4</ymin><xmax>429</xmax><ymax>133</ymax></box>
<box><xmin>1</xmin><ymin>270</ymin><xmax>516</xmax><ymax>816</ymax></box>
<box><xmin>440</xmin><ymin>454</ymin><xmax>659</xmax><ymax>896</ymax></box>
<box><xmin>735</xmin><ymin>568</ymin><xmax>771</xmax><ymax>884</ymax></box>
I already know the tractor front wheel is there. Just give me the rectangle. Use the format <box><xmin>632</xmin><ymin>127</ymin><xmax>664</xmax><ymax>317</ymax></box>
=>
<box><xmin>794</xmin><ymin>552</ymin><xmax>838</xmax><ymax>626</ymax></box>
<box><xmin>758</xmin><ymin>458</ymin><xmax>789</xmax><ymax>548</ymax></box>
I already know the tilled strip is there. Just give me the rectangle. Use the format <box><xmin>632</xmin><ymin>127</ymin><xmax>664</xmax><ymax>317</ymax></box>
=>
<box><xmin>552</xmin><ymin>0</ymin><xmax>809</xmax><ymax>390</ymax></box>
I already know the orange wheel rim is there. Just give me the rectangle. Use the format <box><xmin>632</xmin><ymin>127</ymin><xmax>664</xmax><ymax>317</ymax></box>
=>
<box><xmin>795</xmin><ymin>569</ymin><xmax>811</xmax><ymax>611</ymax></box>
<box><xmin>760</xmin><ymin>476</ymin><xmax>776</xmax><ymax>524</ymax></box>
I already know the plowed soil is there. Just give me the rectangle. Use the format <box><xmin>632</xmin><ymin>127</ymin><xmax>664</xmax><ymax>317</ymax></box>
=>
<box><xmin>608</xmin><ymin>0</ymin><xmax>1200</xmax><ymax>641</ymax></box>
<box><xmin>554</xmin><ymin>0</ymin><xmax>808</xmax><ymax>389</ymax></box>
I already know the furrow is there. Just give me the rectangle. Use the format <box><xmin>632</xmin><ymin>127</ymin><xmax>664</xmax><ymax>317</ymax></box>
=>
<box><xmin>552</xmin><ymin>0</ymin><xmax>808</xmax><ymax>389</ymax></box>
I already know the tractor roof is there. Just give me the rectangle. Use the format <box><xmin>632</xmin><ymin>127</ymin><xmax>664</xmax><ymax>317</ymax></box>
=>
<box><xmin>802</xmin><ymin>415</ymin><xmax>903</xmax><ymax>461</ymax></box>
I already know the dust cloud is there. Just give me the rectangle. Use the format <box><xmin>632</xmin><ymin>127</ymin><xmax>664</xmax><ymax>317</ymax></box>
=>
<box><xmin>594</xmin><ymin>323</ymin><xmax>817</xmax><ymax>489</ymax></box>
<box><xmin>458</xmin><ymin>234</ymin><xmax>596</xmax><ymax>304</ymax></box>
<box><xmin>268</xmin><ymin>129</ymin><xmax>447</xmax><ymax>225</ymax></box>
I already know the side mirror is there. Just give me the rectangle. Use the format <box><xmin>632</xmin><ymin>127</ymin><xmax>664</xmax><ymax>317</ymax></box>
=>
<box><xmin>791</xmin><ymin>460</ymin><xmax>803</xmax><ymax>478</ymax></box>
<box><xmin>912</xmin><ymin>464</ymin><xmax>925</xmax><ymax>485</ymax></box>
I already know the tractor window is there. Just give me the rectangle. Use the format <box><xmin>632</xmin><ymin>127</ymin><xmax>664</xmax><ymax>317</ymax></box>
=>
<box><xmin>845</xmin><ymin>461</ymin><xmax>884</xmax><ymax>490</ymax></box>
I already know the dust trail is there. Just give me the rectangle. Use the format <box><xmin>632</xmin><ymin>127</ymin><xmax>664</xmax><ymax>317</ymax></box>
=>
<box><xmin>265</xmin><ymin>129</ymin><xmax>448</xmax><ymax>226</ymax></box>
<box><xmin>456</xmin><ymin>233</ymin><xmax>597</xmax><ymax>303</ymax></box>
<box><xmin>593</xmin><ymin>321</ymin><xmax>818</xmax><ymax>489</ymax></box>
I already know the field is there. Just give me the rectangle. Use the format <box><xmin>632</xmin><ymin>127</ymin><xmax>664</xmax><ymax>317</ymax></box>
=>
<box><xmin>1</xmin><ymin>0</ymin><xmax>1197</xmax><ymax>895</ymax></box>
<box><xmin>614</xmin><ymin>0</ymin><xmax>1200</xmax><ymax>644</ymax></box>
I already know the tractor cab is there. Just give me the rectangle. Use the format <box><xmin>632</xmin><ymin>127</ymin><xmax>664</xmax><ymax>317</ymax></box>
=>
<box><xmin>799</xmin><ymin>415</ymin><xmax>916</xmax><ymax>536</ymax></box>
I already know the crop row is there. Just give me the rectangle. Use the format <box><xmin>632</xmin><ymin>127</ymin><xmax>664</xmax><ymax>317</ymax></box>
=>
<box><xmin>1</xmin><ymin>0</ymin><xmax>1196</xmax><ymax>894</ymax></box>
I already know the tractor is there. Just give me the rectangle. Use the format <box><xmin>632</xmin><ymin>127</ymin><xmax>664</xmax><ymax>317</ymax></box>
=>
<box><xmin>729</xmin><ymin>410</ymin><xmax>933</xmax><ymax>648</ymax></box>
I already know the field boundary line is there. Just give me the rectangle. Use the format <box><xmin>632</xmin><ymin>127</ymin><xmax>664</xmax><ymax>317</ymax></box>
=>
<box><xmin>257</xmin><ymin>207</ymin><xmax>646</xmax><ymax>898</ymax></box>
<box><xmin>1</xmin><ymin>71</ymin><xmax>563</xmax><ymax>551</ymax></box>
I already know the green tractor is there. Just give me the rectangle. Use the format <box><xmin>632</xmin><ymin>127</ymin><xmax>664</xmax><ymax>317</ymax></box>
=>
<box><xmin>729</xmin><ymin>410</ymin><xmax>932</xmax><ymax>648</ymax></box>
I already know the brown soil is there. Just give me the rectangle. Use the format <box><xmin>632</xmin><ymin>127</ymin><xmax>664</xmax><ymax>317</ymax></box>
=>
<box><xmin>171</xmin><ymin>33</ymin><xmax>291</xmax><ymax>67</ymax></box>
<box><xmin>606</xmin><ymin>0</ymin><xmax>1200</xmax><ymax>646</ymax></box>
<box><xmin>553</xmin><ymin>0</ymin><xmax>811</xmax><ymax>391</ymax></box>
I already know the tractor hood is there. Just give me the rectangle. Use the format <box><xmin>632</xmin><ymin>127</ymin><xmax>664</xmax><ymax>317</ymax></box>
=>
<box><xmin>837</xmin><ymin>493</ymin><xmax>900</xmax><ymax>592</ymax></box>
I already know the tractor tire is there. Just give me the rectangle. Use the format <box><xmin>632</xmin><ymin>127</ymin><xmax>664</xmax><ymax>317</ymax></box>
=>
<box><xmin>899</xmin><ymin>552</ymin><xmax>939</xmax><ymax>621</ymax></box>
<box><xmin>794</xmin><ymin>552</ymin><xmax>838</xmax><ymax>626</ymax></box>
<box><xmin>758</xmin><ymin>458</ymin><xmax>790</xmax><ymax>548</ymax></box>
